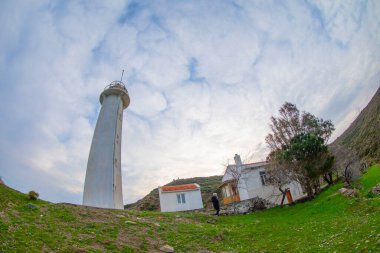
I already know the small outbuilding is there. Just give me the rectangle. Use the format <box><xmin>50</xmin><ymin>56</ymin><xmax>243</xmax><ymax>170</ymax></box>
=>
<box><xmin>158</xmin><ymin>183</ymin><xmax>203</xmax><ymax>212</ymax></box>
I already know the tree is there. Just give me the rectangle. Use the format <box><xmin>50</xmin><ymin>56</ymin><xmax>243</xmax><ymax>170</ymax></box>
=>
<box><xmin>266</xmin><ymin>102</ymin><xmax>335</xmax><ymax>199</ymax></box>
<box><xmin>28</xmin><ymin>191</ymin><xmax>39</xmax><ymax>200</ymax></box>
<box><xmin>281</xmin><ymin>133</ymin><xmax>332</xmax><ymax>197</ymax></box>
<box><xmin>266</xmin><ymin>150</ymin><xmax>294</xmax><ymax>207</ymax></box>
<box><xmin>265</xmin><ymin>103</ymin><xmax>334</xmax><ymax>149</ymax></box>
<box><xmin>329</xmin><ymin>144</ymin><xmax>361</xmax><ymax>186</ymax></box>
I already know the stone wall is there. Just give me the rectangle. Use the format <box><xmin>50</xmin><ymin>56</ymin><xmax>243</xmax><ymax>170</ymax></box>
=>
<box><xmin>220</xmin><ymin>197</ymin><xmax>274</xmax><ymax>215</ymax></box>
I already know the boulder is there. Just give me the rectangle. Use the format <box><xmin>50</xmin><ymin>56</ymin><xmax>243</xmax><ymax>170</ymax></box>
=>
<box><xmin>370</xmin><ymin>183</ymin><xmax>380</xmax><ymax>195</ymax></box>
<box><xmin>339</xmin><ymin>188</ymin><xmax>348</xmax><ymax>194</ymax></box>
<box><xmin>221</xmin><ymin>197</ymin><xmax>273</xmax><ymax>215</ymax></box>
<box><xmin>339</xmin><ymin>188</ymin><xmax>359</xmax><ymax>197</ymax></box>
<box><xmin>160</xmin><ymin>245</ymin><xmax>174</xmax><ymax>253</ymax></box>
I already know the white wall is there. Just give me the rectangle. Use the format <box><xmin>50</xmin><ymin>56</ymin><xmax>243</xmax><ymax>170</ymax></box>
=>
<box><xmin>237</xmin><ymin>174</ymin><xmax>249</xmax><ymax>200</ymax></box>
<box><xmin>83</xmin><ymin>94</ymin><xmax>125</xmax><ymax>209</ymax></box>
<box><xmin>159</xmin><ymin>189</ymin><xmax>203</xmax><ymax>212</ymax></box>
<box><xmin>239</xmin><ymin>167</ymin><xmax>304</xmax><ymax>205</ymax></box>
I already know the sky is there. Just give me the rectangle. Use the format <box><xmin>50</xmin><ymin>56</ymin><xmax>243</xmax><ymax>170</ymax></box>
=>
<box><xmin>0</xmin><ymin>0</ymin><xmax>379</xmax><ymax>205</ymax></box>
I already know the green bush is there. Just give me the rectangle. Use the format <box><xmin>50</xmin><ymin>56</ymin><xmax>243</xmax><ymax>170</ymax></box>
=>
<box><xmin>142</xmin><ymin>203</ymin><xmax>157</xmax><ymax>211</ymax></box>
<box><xmin>24</xmin><ymin>202</ymin><xmax>39</xmax><ymax>210</ymax></box>
<box><xmin>28</xmin><ymin>191</ymin><xmax>39</xmax><ymax>200</ymax></box>
<box><xmin>366</xmin><ymin>191</ymin><xmax>375</xmax><ymax>198</ymax></box>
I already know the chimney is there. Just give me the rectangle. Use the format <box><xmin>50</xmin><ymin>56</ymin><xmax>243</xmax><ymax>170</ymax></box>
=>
<box><xmin>234</xmin><ymin>154</ymin><xmax>242</xmax><ymax>167</ymax></box>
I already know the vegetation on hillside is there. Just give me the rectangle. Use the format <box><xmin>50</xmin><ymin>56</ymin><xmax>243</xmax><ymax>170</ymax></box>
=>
<box><xmin>331</xmin><ymin>86</ymin><xmax>380</xmax><ymax>164</ymax></box>
<box><xmin>1</xmin><ymin>165</ymin><xmax>379</xmax><ymax>252</ymax></box>
<box><xmin>125</xmin><ymin>175</ymin><xmax>223</xmax><ymax>211</ymax></box>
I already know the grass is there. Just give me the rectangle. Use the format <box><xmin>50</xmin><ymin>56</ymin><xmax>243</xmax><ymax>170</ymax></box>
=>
<box><xmin>1</xmin><ymin>165</ymin><xmax>379</xmax><ymax>252</ymax></box>
<box><xmin>360</xmin><ymin>164</ymin><xmax>380</xmax><ymax>193</ymax></box>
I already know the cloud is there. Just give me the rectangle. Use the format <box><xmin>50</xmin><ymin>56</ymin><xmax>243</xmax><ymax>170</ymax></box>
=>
<box><xmin>0</xmin><ymin>0</ymin><xmax>379</xmax><ymax>205</ymax></box>
<box><xmin>128</xmin><ymin>83</ymin><xmax>167</xmax><ymax>117</ymax></box>
<box><xmin>310</xmin><ymin>0</ymin><xmax>367</xmax><ymax>46</ymax></box>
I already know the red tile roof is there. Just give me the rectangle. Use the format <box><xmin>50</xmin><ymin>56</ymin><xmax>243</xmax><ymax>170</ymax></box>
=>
<box><xmin>244</xmin><ymin>161</ymin><xmax>268</xmax><ymax>166</ymax></box>
<box><xmin>160</xmin><ymin>183</ymin><xmax>199</xmax><ymax>192</ymax></box>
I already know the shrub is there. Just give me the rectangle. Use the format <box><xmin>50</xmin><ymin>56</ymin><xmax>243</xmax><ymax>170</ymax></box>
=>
<box><xmin>366</xmin><ymin>191</ymin><xmax>375</xmax><ymax>198</ymax></box>
<box><xmin>24</xmin><ymin>202</ymin><xmax>39</xmax><ymax>210</ymax></box>
<box><xmin>28</xmin><ymin>191</ymin><xmax>39</xmax><ymax>200</ymax></box>
<box><xmin>142</xmin><ymin>203</ymin><xmax>157</xmax><ymax>211</ymax></box>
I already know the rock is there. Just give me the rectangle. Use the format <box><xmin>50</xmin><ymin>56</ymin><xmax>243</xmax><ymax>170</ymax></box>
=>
<box><xmin>370</xmin><ymin>183</ymin><xmax>380</xmax><ymax>195</ymax></box>
<box><xmin>160</xmin><ymin>244</ymin><xmax>174</xmax><ymax>252</ymax></box>
<box><xmin>115</xmin><ymin>214</ymin><xmax>125</xmax><ymax>218</ymax></box>
<box><xmin>339</xmin><ymin>188</ymin><xmax>348</xmax><ymax>194</ymax></box>
<box><xmin>222</xmin><ymin>197</ymin><xmax>272</xmax><ymax>215</ymax></box>
<box><xmin>339</xmin><ymin>187</ymin><xmax>359</xmax><ymax>197</ymax></box>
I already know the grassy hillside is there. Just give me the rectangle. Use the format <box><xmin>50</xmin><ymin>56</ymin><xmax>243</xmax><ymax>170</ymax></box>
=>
<box><xmin>331</xmin><ymin>86</ymin><xmax>380</xmax><ymax>164</ymax></box>
<box><xmin>1</xmin><ymin>165</ymin><xmax>379</xmax><ymax>252</ymax></box>
<box><xmin>125</xmin><ymin>175</ymin><xmax>223</xmax><ymax>211</ymax></box>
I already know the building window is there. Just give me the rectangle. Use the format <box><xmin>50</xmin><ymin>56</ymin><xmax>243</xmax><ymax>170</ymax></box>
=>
<box><xmin>177</xmin><ymin>193</ymin><xmax>186</xmax><ymax>204</ymax></box>
<box><xmin>231</xmin><ymin>183</ymin><xmax>238</xmax><ymax>196</ymax></box>
<box><xmin>260</xmin><ymin>171</ymin><xmax>267</xmax><ymax>186</ymax></box>
<box><xmin>222</xmin><ymin>187</ymin><xmax>229</xmax><ymax>198</ymax></box>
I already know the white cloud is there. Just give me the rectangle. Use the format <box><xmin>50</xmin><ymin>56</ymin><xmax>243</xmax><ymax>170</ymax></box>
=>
<box><xmin>128</xmin><ymin>83</ymin><xmax>167</xmax><ymax>117</ymax></box>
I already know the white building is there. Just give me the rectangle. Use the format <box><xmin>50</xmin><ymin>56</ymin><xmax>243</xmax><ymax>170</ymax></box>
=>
<box><xmin>220</xmin><ymin>154</ymin><xmax>304</xmax><ymax>205</ymax></box>
<box><xmin>158</xmin><ymin>183</ymin><xmax>203</xmax><ymax>212</ymax></box>
<box><xmin>83</xmin><ymin>81</ymin><xmax>130</xmax><ymax>210</ymax></box>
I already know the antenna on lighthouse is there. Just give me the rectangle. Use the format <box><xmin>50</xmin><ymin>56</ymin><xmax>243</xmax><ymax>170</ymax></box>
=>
<box><xmin>120</xmin><ymin>69</ymin><xmax>125</xmax><ymax>82</ymax></box>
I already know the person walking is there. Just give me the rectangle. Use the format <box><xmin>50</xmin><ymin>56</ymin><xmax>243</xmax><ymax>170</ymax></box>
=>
<box><xmin>211</xmin><ymin>193</ymin><xmax>220</xmax><ymax>215</ymax></box>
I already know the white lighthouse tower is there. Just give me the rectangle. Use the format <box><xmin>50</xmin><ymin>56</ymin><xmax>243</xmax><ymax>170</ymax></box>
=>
<box><xmin>83</xmin><ymin>80</ymin><xmax>130</xmax><ymax>209</ymax></box>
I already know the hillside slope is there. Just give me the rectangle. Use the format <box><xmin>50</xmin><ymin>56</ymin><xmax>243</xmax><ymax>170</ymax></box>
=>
<box><xmin>1</xmin><ymin>165</ymin><xmax>379</xmax><ymax>252</ymax></box>
<box><xmin>331</xmin><ymin>86</ymin><xmax>380</xmax><ymax>164</ymax></box>
<box><xmin>125</xmin><ymin>175</ymin><xmax>223</xmax><ymax>211</ymax></box>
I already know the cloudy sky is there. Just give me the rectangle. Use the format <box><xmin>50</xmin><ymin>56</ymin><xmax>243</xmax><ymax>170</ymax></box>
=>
<box><xmin>0</xmin><ymin>0</ymin><xmax>379</xmax><ymax>205</ymax></box>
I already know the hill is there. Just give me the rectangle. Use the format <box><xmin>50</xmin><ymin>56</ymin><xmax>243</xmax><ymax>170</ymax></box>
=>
<box><xmin>1</xmin><ymin>165</ymin><xmax>379</xmax><ymax>252</ymax></box>
<box><xmin>330</xmin><ymin>85</ymin><xmax>380</xmax><ymax>164</ymax></box>
<box><xmin>125</xmin><ymin>175</ymin><xmax>223</xmax><ymax>211</ymax></box>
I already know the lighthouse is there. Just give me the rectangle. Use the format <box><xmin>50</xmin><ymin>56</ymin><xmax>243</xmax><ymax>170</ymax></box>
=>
<box><xmin>83</xmin><ymin>81</ymin><xmax>130</xmax><ymax>209</ymax></box>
